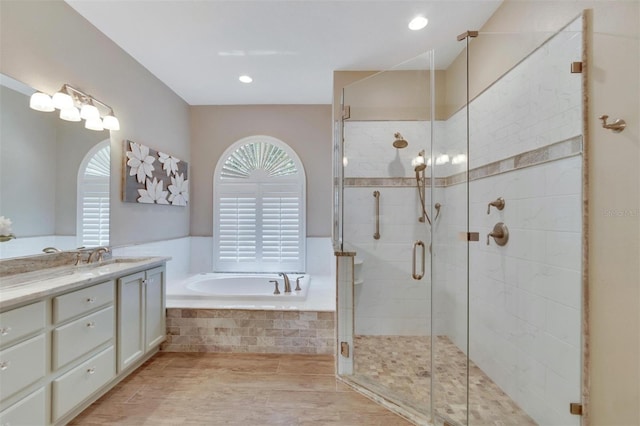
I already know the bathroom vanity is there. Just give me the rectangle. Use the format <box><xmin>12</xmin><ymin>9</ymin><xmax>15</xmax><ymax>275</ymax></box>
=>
<box><xmin>0</xmin><ymin>256</ymin><xmax>168</xmax><ymax>425</ymax></box>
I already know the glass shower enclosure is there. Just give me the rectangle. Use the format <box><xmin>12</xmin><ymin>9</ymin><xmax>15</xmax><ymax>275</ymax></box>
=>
<box><xmin>335</xmin><ymin>15</ymin><xmax>585</xmax><ymax>426</ymax></box>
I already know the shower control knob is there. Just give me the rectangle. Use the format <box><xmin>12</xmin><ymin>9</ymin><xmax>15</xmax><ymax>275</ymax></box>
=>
<box><xmin>487</xmin><ymin>222</ymin><xmax>509</xmax><ymax>246</ymax></box>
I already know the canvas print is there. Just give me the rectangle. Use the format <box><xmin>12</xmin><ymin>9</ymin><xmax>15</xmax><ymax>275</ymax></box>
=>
<box><xmin>123</xmin><ymin>140</ymin><xmax>189</xmax><ymax>206</ymax></box>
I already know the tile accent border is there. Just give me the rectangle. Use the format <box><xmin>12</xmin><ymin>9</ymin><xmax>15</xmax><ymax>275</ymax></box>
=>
<box><xmin>162</xmin><ymin>308</ymin><xmax>335</xmax><ymax>355</ymax></box>
<box><xmin>447</xmin><ymin>135</ymin><xmax>583</xmax><ymax>187</ymax></box>
<box><xmin>343</xmin><ymin>136</ymin><xmax>583</xmax><ymax>190</ymax></box>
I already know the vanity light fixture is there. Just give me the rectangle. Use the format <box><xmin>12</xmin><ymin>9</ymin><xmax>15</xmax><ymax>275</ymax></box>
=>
<box><xmin>28</xmin><ymin>84</ymin><xmax>120</xmax><ymax>131</ymax></box>
<box><xmin>29</xmin><ymin>92</ymin><xmax>55</xmax><ymax>112</ymax></box>
<box><xmin>408</xmin><ymin>16</ymin><xmax>428</xmax><ymax>31</ymax></box>
<box><xmin>239</xmin><ymin>75</ymin><xmax>253</xmax><ymax>83</ymax></box>
<box><xmin>60</xmin><ymin>106</ymin><xmax>81</xmax><ymax>122</ymax></box>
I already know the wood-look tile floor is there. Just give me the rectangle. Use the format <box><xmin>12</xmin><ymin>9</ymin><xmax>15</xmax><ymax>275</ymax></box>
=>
<box><xmin>70</xmin><ymin>352</ymin><xmax>413</xmax><ymax>426</ymax></box>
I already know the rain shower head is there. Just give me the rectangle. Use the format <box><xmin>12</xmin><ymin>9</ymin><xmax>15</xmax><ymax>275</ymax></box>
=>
<box><xmin>392</xmin><ymin>132</ymin><xmax>408</xmax><ymax>149</ymax></box>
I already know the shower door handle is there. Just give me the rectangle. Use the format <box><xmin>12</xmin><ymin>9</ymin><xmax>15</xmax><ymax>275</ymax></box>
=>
<box><xmin>373</xmin><ymin>191</ymin><xmax>380</xmax><ymax>240</ymax></box>
<box><xmin>412</xmin><ymin>240</ymin><xmax>425</xmax><ymax>280</ymax></box>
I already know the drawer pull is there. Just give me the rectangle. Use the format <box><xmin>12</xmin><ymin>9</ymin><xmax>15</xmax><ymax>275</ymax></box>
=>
<box><xmin>86</xmin><ymin>321</ymin><xmax>96</xmax><ymax>328</ymax></box>
<box><xmin>86</xmin><ymin>297</ymin><xmax>96</xmax><ymax>303</ymax></box>
<box><xmin>87</xmin><ymin>367</ymin><xmax>96</xmax><ymax>375</ymax></box>
<box><xmin>0</xmin><ymin>360</ymin><xmax>10</xmax><ymax>371</ymax></box>
<box><xmin>0</xmin><ymin>326</ymin><xmax>11</xmax><ymax>336</ymax></box>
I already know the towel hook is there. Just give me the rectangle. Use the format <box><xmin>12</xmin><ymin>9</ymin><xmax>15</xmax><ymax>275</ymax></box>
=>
<box><xmin>599</xmin><ymin>115</ymin><xmax>626</xmax><ymax>133</ymax></box>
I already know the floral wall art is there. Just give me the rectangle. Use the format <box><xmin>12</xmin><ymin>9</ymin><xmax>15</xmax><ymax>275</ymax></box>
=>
<box><xmin>123</xmin><ymin>140</ymin><xmax>189</xmax><ymax>206</ymax></box>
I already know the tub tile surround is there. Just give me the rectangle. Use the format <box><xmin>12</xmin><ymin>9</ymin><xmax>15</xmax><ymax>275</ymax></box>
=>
<box><xmin>111</xmin><ymin>237</ymin><xmax>337</xmax><ymax>355</ymax></box>
<box><xmin>340</xmin><ymin>17</ymin><xmax>583</xmax><ymax>426</ymax></box>
<box><xmin>162</xmin><ymin>309</ymin><xmax>335</xmax><ymax>355</ymax></box>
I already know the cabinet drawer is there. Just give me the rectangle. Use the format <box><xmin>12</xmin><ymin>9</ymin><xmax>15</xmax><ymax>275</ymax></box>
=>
<box><xmin>0</xmin><ymin>301</ymin><xmax>46</xmax><ymax>348</ymax></box>
<box><xmin>0</xmin><ymin>334</ymin><xmax>46</xmax><ymax>403</ymax></box>
<box><xmin>53</xmin><ymin>306</ymin><xmax>114</xmax><ymax>370</ymax></box>
<box><xmin>53</xmin><ymin>280</ymin><xmax>114</xmax><ymax>324</ymax></box>
<box><xmin>52</xmin><ymin>346</ymin><xmax>115</xmax><ymax>422</ymax></box>
<box><xmin>0</xmin><ymin>387</ymin><xmax>46</xmax><ymax>426</ymax></box>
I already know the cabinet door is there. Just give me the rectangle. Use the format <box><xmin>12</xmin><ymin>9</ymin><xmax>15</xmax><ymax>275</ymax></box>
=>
<box><xmin>144</xmin><ymin>266</ymin><xmax>166</xmax><ymax>350</ymax></box>
<box><xmin>117</xmin><ymin>271</ymin><xmax>145</xmax><ymax>372</ymax></box>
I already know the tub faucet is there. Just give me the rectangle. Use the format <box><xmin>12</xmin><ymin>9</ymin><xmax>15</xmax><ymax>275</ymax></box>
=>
<box><xmin>279</xmin><ymin>273</ymin><xmax>291</xmax><ymax>293</ymax></box>
<box><xmin>88</xmin><ymin>246</ymin><xmax>110</xmax><ymax>263</ymax></box>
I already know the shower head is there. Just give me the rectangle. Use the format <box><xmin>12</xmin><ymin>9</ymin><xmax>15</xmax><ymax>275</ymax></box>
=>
<box><xmin>412</xmin><ymin>150</ymin><xmax>427</xmax><ymax>172</ymax></box>
<box><xmin>392</xmin><ymin>132</ymin><xmax>408</xmax><ymax>149</ymax></box>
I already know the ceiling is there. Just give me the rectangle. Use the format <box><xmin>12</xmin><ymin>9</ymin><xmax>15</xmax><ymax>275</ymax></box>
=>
<box><xmin>65</xmin><ymin>0</ymin><xmax>502</xmax><ymax>105</ymax></box>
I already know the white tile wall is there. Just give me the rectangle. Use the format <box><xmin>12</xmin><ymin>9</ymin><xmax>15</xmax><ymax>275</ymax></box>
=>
<box><xmin>337</xmin><ymin>17</ymin><xmax>582</xmax><ymax>426</ymax></box>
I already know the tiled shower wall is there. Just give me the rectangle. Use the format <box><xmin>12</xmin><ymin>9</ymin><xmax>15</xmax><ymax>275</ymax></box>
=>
<box><xmin>340</xmin><ymin>17</ymin><xmax>583</xmax><ymax>426</ymax></box>
<box><xmin>343</xmin><ymin>120</ymin><xmax>434</xmax><ymax>336</ymax></box>
<box><xmin>434</xmin><ymin>18</ymin><xmax>583</xmax><ymax>426</ymax></box>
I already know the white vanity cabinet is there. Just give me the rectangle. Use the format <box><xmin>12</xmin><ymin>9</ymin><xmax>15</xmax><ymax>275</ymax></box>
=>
<box><xmin>117</xmin><ymin>266</ymin><xmax>166</xmax><ymax>372</ymax></box>
<box><xmin>0</xmin><ymin>258</ymin><xmax>167</xmax><ymax>426</ymax></box>
<box><xmin>0</xmin><ymin>301</ymin><xmax>47</xmax><ymax>425</ymax></box>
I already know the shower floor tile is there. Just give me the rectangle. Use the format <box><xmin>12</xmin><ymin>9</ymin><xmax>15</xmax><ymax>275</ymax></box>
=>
<box><xmin>352</xmin><ymin>335</ymin><xmax>537</xmax><ymax>426</ymax></box>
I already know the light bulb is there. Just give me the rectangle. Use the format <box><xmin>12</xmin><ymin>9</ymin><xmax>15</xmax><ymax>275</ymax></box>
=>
<box><xmin>80</xmin><ymin>104</ymin><xmax>100</xmax><ymax>120</ymax></box>
<box><xmin>60</xmin><ymin>106</ymin><xmax>81</xmax><ymax>122</ymax></box>
<box><xmin>52</xmin><ymin>91</ymin><xmax>74</xmax><ymax>110</ymax></box>
<box><xmin>85</xmin><ymin>117</ymin><xmax>104</xmax><ymax>131</ymax></box>
<box><xmin>435</xmin><ymin>154</ymin><xmax>450</xmax><ymax>165</ymax></box>
<box><xmin>29</xmin><ymin>92</ymin><xmax>54</xmax><ymax>112</ymax></box>
<box><xmin>239</xmin><ymin>75</ymin><xmax>253</xmax><ymax>83</ymax></box>
<box><xmin>408</xmin><ymin>16</ymin><xmax>428</xmax><ymax>31</ymax></box>
<box><xmin>102</xmin><ymin>115</ymin><xmax>120</xmax><ymax>131</ymax></box>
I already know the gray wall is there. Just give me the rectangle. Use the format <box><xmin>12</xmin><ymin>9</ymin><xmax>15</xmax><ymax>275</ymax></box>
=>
<box><xmin>190</xmin><ymin>105</ymin><xmax>332</xmax><ymax>237</ymax></box>
<box><xmin>0</xmin><ymin>0</ymin><xmax>191</xmax><ymax>247</ymax></box>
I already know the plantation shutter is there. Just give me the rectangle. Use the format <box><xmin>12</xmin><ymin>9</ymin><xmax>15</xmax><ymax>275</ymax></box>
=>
<box><xmin>213</xmin><ymin>138</ymin><xmax>305</xmax><ymax>273</ymax></box>
<box><xmin>79</xmin><ymin>144</ymin><xmax>110</xmax><ymax>247</ymax></box>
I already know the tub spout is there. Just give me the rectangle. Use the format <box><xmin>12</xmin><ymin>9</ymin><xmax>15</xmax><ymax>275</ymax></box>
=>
<box><xmin>279</xmin><ymin>273</ymin><xmax>291</xmax><ymax>293</ymax></box>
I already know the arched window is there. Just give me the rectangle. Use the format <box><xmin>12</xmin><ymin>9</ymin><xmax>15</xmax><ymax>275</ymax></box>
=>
<box><xmin>213</xmin><ymin>136</ymin><xmax>306</xmax><ymax>273</ymax></box>
<box><xmin>77</xmin><ymin>140</ymin><xmax>110</xmax><ymax>247</ymax></box>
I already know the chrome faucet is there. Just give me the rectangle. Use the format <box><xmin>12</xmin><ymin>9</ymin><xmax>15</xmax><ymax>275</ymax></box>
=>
<box><xmin>279</xmin><ymin>273</ymin><xmax>291</xmax><ymax>293</ymax></box>
<box><xmin>88</xmin><ymin>247</ymin><xmax>110</xmax><ymax>263</ymax></box>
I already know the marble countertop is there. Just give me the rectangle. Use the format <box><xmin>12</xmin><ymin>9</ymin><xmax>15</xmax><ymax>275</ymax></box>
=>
<box><xmin>0</xmin><ymin>256</ymin><xmax>170</xmax><ymax>311</ymax></box>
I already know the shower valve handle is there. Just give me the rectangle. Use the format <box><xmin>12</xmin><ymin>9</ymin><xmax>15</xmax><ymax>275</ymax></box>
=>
<box><xmin>487</xmin><ymin>197</ymin><xmax>505</xmax><ymax>214</ymax></box>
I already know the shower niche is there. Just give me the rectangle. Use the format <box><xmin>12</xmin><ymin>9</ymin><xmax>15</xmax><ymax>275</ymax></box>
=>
<box><xmin>335</xmin><ymin>14</ymin><xmax>585</xmax><ymax>426</ymax></box>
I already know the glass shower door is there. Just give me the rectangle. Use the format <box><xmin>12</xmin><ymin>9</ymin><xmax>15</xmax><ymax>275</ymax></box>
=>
<box><xmin>430</xmin><ymin>33</ymin><xmax>471</xmax><ymax>426</ymax></box>
<box><xmin>340</xmin><ymin>52</ymin><xmax>435</xmax><ymax>418</ymax></box>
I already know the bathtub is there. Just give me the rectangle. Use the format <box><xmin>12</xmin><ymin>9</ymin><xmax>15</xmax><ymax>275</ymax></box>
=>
<box><xmin>166</xmin><ymin>272</ymin><xmax>329</xmax><ymax>311</ymax></box>
<box><xmin>180</xmin><ymin>273</ymin><xmax>310</xmax><ymax>300</ymax></box>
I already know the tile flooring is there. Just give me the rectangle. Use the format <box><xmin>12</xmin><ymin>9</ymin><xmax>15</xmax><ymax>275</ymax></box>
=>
<box><xmin>70</xmin><ymin>352</ymin><xmax>412</xmax><ymax>425</ymax></box>
<box><xmin>352</xmin><ymin>335</ymin><xmax>537</xmax><ymax>426</ymax></box>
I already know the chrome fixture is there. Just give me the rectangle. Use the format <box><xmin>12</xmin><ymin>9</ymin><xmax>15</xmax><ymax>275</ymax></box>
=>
<box><xmin>487</xmin><ymin>222</ymin><xmax>509</xmax><ymax>246</ymax></box>
<box><xmin>434</xmin><ymin>203</ymin><xmax>442</xmax><ymax>221</ymax></box>
<box><xmin>392</xmin><ymin>132</ymin><xmax>408</xmax><ymax>149</ymax></box>
<box><xmin>42</xmin><ymin>247</ymin><xmax>62</xmax><ymax>253</ymax></box>
<box><xmin>88</xmin><ymin>246</ymin><xmax>110</xmax><ymax>263</ymax></box>
<box><xmin>487</xmin><ymin>197</ymin><xmax>505</xmax><ymax>214</ymax></box>
<box><xmin>30</xmin><ymin>83</ymin><xmax>120</xmax><ymax>131</ymax></box>
<box><xmin>412</xmin><ymin>240</ymin><xmax>425</xmax><ymax>280</ymax></box>
<box><xmin>412</xmin><ymin>151</ymin><xmax>431</xmax><ymax>224</ymax></box>
<box><xmin>598</xmin><ymin>115</ymin><xmax>626</xmax><ymax>133</ymax></box>
<box><xmin>278</xmin><ymin>273</ymin><xmax>291</xmax><ymax>293</ymax></box>
<box><xmin>270</xmin><ymin>280</ymin><xmax>280</xmax><ymax>295</ymax></box>
<box><xmin>295</xmin><ymin>276</ymin><xmax>304</xmax><ymax>291</ymax></box>
<box><xmin>373</xmin><ymin>191</ymin><xmax>381</xmax><ymax>240</ymax></box>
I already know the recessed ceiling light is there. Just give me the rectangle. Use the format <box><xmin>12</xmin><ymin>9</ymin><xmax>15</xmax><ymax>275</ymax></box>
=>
<box><xmin>408</xmin><ymin>16</ymin><xmax>428</xmax><ymax>31</ymax></box>
<box><xmin>239</xmin><ymin>75</ymin><xmax>253</xmax><ymax>83</ymax></box>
